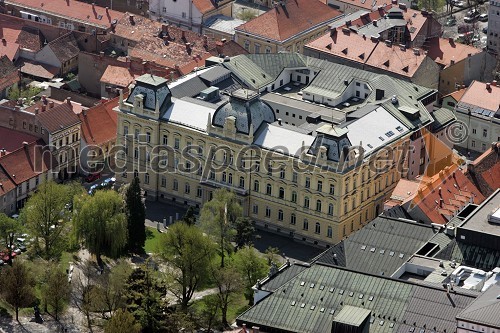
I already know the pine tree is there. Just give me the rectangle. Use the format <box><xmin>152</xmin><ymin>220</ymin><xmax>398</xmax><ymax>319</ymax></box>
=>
<box><xmin>125</xmin><ymin>177</ymin><xmax>146</xmax><ymax>253</ymax></box>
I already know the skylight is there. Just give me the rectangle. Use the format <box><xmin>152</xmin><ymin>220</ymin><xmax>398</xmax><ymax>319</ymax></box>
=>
<box><xmin>385</xmin><ymin>131</ymin><xmax>395</xmax><ymax>137</ymax></box>
<box><xmin>378</xmin><ymin>136</ymin><xmax>385</xmax><ymax>141</ymax></box>
<box><xmin>396</xmin><ymin>126</ymin><xmax>404</xmax><ymax>132</ymax></box>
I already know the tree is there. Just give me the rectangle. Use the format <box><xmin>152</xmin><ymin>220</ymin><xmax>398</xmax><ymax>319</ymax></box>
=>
<box><xmin>105</xmin><ymin>308</ymin><xmax>141</xmax><ymax>333</ymax></box>
<box><xmin>0</xmin><ymin>260</ymin><xmax>36</xmax><ymax>321</ymax></box>
<box><xmin>198</xmin><ymin>294</ymin><xmax>220</xmax><ymax>332</ymax></box>
<box><xmin>125</xmin><ymin>264</ymin><xmax>167</xmax><ymax>333</ymax></box>
<box><xmin>200</xmin><ymin>189</ymin><xmax>242</xmax><ymax>267</ymax></box>
<box><xmin>24</xmin><ymin>181</ymin><xmax>71</xmax><ymax>259</ymax></box>
<box><xmin>95</xmin><ymin>260</ymin><xmax>132</xmax><ymax>320</ymax></box>
<box><xmin>0</xmin><ymin>214</ymin><xmax>21</xmax><ymax>265</ymax></box>
<box><xmin>265</xmin><ymin>246</ymin><xmax>281</xmax><ymax>266</ymax></box>
<box><xmin>7</xmin><ymin>86</ymin><xmax>43</xmax><ymax>103</ymax></box>
<box><xmin>234</xmin><ymin>217</ymin><xmax>255</xmax><ymax>249</ymax></box>
<box><xmin>73</xmin><ymin>190</ymin><xmax>127</xmax><ymax>266</ymax></box>
<box><xmin>181</xmin><ymin>206</ymin><xmax>196</xmax><ymax>226</ymax></box>
<box><xmin>72</xmin><ymin>260</ymin><xmax>101</xmax><ymax>333</ymax></box>
<box><xmin>124</xmin><ymin>177</ymin><xmax>146</xmax><ymax>253</ymax></box>
<box><xmin>159</xmin><ymin>222</ymin><xmax>215</xmax><ymax>311</ymax></box>
<box><xmin>237</xmin><ymin>8</ymin><xmax>257</xmax><ymax>21</ymax></box>
<box><xmin>233</xmin><ymin>246</ymin><xmax>268</xmax><ymax>305</ymax></box>
<box><xmin>42</xmin><ymin>264</ymin><xmax>71</xmax><ymax>320</ymax></box>
<box><xmin>210</xmin><ymin>262</ymin><xmax>243</xmax><ymax>328</ymax></box>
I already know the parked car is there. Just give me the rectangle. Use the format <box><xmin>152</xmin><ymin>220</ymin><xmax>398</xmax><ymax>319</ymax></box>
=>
<box><xmin>15</xmin><ymin>243</ymin><xmax>27</xmax><ymax>252</ymax></box>
<box><xmin>445</xmin><ymin>16</ymin><xmax>457</xmax><ymax>26</ymax></box>
<box><xmin>464</xmin><ymin>15</ymin><xmax>478</xmax><ymax>23</ymax></box>
<box><xmin>483</xmin><ymin>25</ymin><xmax>488</xmax><ymax>33</ymax></box>
<box><xmin>85</xmin><ymin>172</ymin><xmax>101</xmax><ymax>183</ymax></box>
<box><xmin>479</xmin><ymin>13</ymin><xmax>488</xmax><ymax>22</ymax></box>
<box><xmin>453</xmin><ymin>1</ymin><xmax>465</xmax><ymax>7</ymax></box>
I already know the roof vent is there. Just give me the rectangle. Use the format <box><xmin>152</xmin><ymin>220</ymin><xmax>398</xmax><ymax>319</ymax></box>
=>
<box><xmin>391</xmin><ymin>95</ymin><xmax>398</xmax><ymax>104</ymax></box>
<box><xmin>413</xmin><ymin>48</ymin><xmax>420</xmax><ymax>55</ymax></box>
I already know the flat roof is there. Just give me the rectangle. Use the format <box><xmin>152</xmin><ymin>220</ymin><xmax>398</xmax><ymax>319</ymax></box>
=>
<box><xmin>459</xmin><ymin>189</ymin><xmax>500</xmax><ymax>237</ymax></box>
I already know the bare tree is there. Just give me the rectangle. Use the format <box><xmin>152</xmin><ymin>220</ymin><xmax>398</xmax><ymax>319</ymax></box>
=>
<box><xmin>72</xmin><ymin>260</ymin><xmax>100</xmax><ymax>332</ymax></box>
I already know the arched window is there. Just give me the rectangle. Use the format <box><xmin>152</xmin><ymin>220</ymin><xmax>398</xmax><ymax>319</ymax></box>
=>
<box><xmin>303</xmin><ymin>219</ymin><xmax>309</xmax><ymax>231</ymax></box>
<box><xmin>315</xmin><ymin>222</ymin><xmax>321</xmax><ymax>234</ymax></box>
<box><xmin>279</xmin><ymin>187</ymin><xmax>285</xmax><ymax>199</ymax></box>
<box><xmin>316</xmin><ymin>200</ymin><xmax>322</xmax><ymax>212</ymax></box>
<box><xmin>280</xmin><ymin>167</ymin><xmax>285</xmax><ymax>179</ymax></box>
<box><xmin>327</xmin><ymin>226</ymin><xmax>333</xmax><ymax>238</ymax></box>
<box><xmin>291</xmin><ymin>191</ymin><xmax>297</xmax><ymax>203</ymax></box>
<box><xmin>290</xmin><ymin>214</ymin><xmax>296</xmax><ymax>225</ymax></box>
<box><xmin>228</xmin><ymin>173</ymin><xmax>233</xmax><ymax>185</ymax></box>
<box><xmin>278</xmin><ymin>209</ymin><xmax>283</xmax><ymax>221</ymax></box>
<box><xmin>266</xmin><ymin>183</ymin><xmax>272</xmax><ymax>195</ymax></box>
<box><xmin>134</xmin><ymin>170</ymin><xmax>139</xmax><ymax>178</ymax></box>
<box><xmin>222</xmin><ymin>172</ymin><xmax>227</xmax><ymax>183</ymax></box>
<box><xmin>304</xmin><ymin>196</ymin><xmax>310</xmax><ymax>209</ymax></box>
<box><xmin>239</xmin><ymin>176</ymin><xmax>245</xmax><ymax>188</ymax></box>
<box><xmin>328</xmin><ymin>203</ymin><xmax>334</xmax><ymax>216</ymax></box>
<box><xmin>254</xmin><ymin>180</ymin><xmax>260</xmax><ymax>192</ymax></box>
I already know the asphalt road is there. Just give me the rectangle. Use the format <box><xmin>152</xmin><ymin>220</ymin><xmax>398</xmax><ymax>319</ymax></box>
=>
<box><xmin>440</xmin><ymin>3</ymin><xmax>489</xmax><ymax>49</ymax></box>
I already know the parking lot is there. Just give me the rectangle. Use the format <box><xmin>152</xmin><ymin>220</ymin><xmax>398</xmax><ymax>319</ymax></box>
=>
<box><xmin>440</xmin><ymin>2</ymin><xmax>489</xmax><ymax>49</ymax></box>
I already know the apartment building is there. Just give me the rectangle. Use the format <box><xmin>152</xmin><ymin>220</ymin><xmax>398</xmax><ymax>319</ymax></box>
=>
<box><xmin>114</xmin><ymin>53</ymin><xmax>439</xmax><ymax>246</ymax></box>
<box><xmin>487</xmin><ymin>0</ymin><xmax>500</xmax><ymax>53</ymax></box>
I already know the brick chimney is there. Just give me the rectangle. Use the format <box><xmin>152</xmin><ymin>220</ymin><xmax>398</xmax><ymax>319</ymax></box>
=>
<box><xmin>181</xmin><ymin>30</ymin><xmax>186</xmax><ymax>40</ymax></box>
<box><xmin>66</xmin><ymin>97</ymin><xmax>72</xmax><ymax>106</ymax></box>
<box><xmin>492</xmin><ymin>80</ymin><xmax>498</xmax><ymax>87</ymax></box>
<box><xmin>185</xmin><ymin>42</ymin><xmax>191</xmax><ymax>53</ymax></box>
<box><xmin>49</xmin><ymin>101</ymin><xmax>55</xmax><ymax>109</ymax></box>
<box><xmin>129</xmin><ymin>14</ymin><xmax>135</xmax><ymax>25</ymax></box>
<box><xmin>162</xmin><ymin>24</ymin><xmax>169</xmax><ymax>35</ymax></box>
<box><xmin>0</xmin><ymin>149</ymin><xmax>5</xmax><ymax>157</ymax></box>
<box><xmin>203</xmin><ymin>35</ymin><xmax>208</xmax><ymax>48</ymax></box>
<box><xmin>252</xmin><ymin>326</ymin><xmax>260</xmax><ymax>333</ymax></box>
<box><xmin>34</xmin><ymin>107</ymin><xmax>39</xmax><ymax>115</ymax></box>
<box><xmin>41</xmin><ymin>104</ymin><xmax>46</xmax><ymax>112</ymax></box>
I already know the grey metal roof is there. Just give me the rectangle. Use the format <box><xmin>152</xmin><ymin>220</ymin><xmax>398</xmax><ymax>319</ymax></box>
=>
<box><xmin>457</xmin><ymin>283</ymin><xmax>500</xmax><ymax>327</ymax></box>
<box><xmin>315</xmin><ymin>216</ymin><xmax>440</xmax><ymax>276</ymax></box>
<box><xmin>260</xmin><ymin>263</ymin><xmax>309</xmax><ymax>292</ymax></box>
<box><xmin>237</xmin><ymin>264</ymin><xmax>476</xmax><ymax>333</ymax></box>
<box><xmin>203</xmin><ymin>14</ymin><xmax>246</xmax><ymax>35</ymax></box>
<box><xmin>431</xmin><ymin>107</ymin><xmax>456</xmax><ymax>132</ymax></box>
<box><xmin>170</xmin><ymin>76</ymin><xmax>208</xmax><ymax>99</ymax></box>
<box><xmin>198</xmin><ymin>66</ymin><xmax>232</xmax><ymax>85</ymax></box>
<box><xmin>434</xmin><ymin>240</ymin><xmax>500</xmax><ymax>272</ymax></box>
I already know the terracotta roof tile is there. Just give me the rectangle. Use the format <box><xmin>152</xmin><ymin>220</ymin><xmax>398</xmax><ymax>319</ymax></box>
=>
<box><xmin>0</xmin><ymin>126</ymin><xmax>39</xmax><ymax>154</ymax></box>
<box><xmin>6</xmin><ymin>0</ymin><xmax>123</xmax><ymax>29</ymax></box>
<box><xmin>18</xmin><ymin>59</ymin><xmax>59</xmax><ymax>79</ymax></box>
<box><xmin>78</xmin><ymin>96</ymin><xmax>120</xmax><ymax>146</ymax></box>
<box><xmin>410</xmin><ymin>165</ymin><xmax>485</xmax><ymax>224</ymax></box>
<box><xmin>235</xmin><ymin>0</ymin><xmax>341</xmax><ymax>42</ymax></box>
<box><xmin>459</xmin><ymin>80</ymin><xmax>500</xmax><ymax>112</ymax></box>
<box><xmin>426</xmin><ymin>37</ymin><xmax>481</xmax><ymax>69</ymax></box>
<box><xmin>0</xmin><ymin>55</ymin><xmax>19</xmax><ymax>90</ymax></box>
<box><xmin>0</xmin><ymin>139</ymin><xmax>56</xmax><ymax>187</ymax></box>
<box><xmin>442</xmin><ymin>88</ymin><xmax>466</xmax><ymax>102</ymax></box>
<box><xmin>47</xmin><ymin>32</ymin><xmax>80</xmax><ymax>63</ymax></box>
<box><xmin>36</xmin><ymin>102</ymin><xmax>81</xmax><ymax>133</ymax></box>
<box><xmin>100</xmin><ymin>65</ymin><xmax>138</xmax><ymax>88</ymax></box>
<box><xmin>466</xmin><ymin>145</ymin><xmax>500</xmax><ymax>197</ymax></box>
<box><xmin>365</xmin><ymin>41</ymin><xmax>428</xmax><ymax>77</ymax></box>
<box><xmin>0</xmin><ymin>14</ymin><xmax>23</xmax><ymax>61</ymax></box>
<box><xmin>193</xmin><ymin>0</ymin><xmax>216</xmax><ymax>14</ymax></box>
<box><xmin>15</xmin><ymin>26</ymin><xmax>44</xmax><ymax>52</ymax></box>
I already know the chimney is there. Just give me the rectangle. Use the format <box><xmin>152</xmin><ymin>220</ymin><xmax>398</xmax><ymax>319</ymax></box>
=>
<box><xmin>105</xmin><ymin>6</ymin><xmax>109</xmax><ymax>13</ymax></box>
<box><xmin>129</xmin><ymin>14</ymin><xmax>135</xmax><ymax>25</ymax></box>
<box><xmin>182</xmin><ymin>30</ymin><xmax>186</xmax><ymax>40</ymax></box>
<box><xmin>162</xmin><ymin>24</ymin><xmax>169</xmax><ymax>35</ymax></box>
<box><xmin>22</xmin><ymin>141</ymin><xmax>28</xmax><ymax>149</ymax></box>
<box><xmin>49</xmin><ymin>101</ymin><xmax>55</xmax><ymax>109</ymax></box>
<box><xmin>486</xmin><ymin>82</ymin><xmax>491</xmax><ymax>90</ymax></box>
<box><xmin>203</xmin><ymin>35</ymin><xmax>208</xmax><ymax>48</ymax></box>
<box><xmin>278</xmin><ymin>118</ymin><xmax>282</xmax><ymax>125</ymax></box>
<box><xmin>448</xmin><ymin>37</ymin><xmax>454</xmax><ymax>43</ymax></box>
<box><xmin>17</xmin><ymin>98</ymin><xmax>23</xmax><ymax>106</ymax></box>
<box><xmin>221</xmin><ymin>38</ymin><xmax>227</xmax><ymax>44</ymax></box>
<box><xmin>373</xmin><ymin>19</ymin><xmax>378</xmax><ymax>26</ymax></box>
<box><xmin>66</xmin><ymin>97</ymin><xmax>72</xmax><ymax>106</ymax></box>
<box><xmin>34</xmin><ymin>107</ymin><xmax>39</xmax><ymax>115</ymax></box>
<box><xmin>391</xmin><ymin>0</ymin><xmax>397</xmax><ymax>4</ymax></box>
<box><xmin>41</xmin><ymin>104</ymin><xmax>46</xmax><ymax>112</ymax></box>
<box><xmin>0</xmin><ymin>149</ymin><xmax>5</xmax><ymax>157</ymax></box>
<box><xmin>438</xmin><ymin>187</ymin><xmax>442</xmax><ymax>196</ymax></box>
<box><xmin>492</xmin><ymin>80</ymin><xmax>497</xmax><ymax>87</ymax></box>
<box><xmin>41</xmin><ymin>94</ymin><xmax>47</xmax><ymax>103</ymax></box>
<box><xmin>185</xmin><ymin>42</ymin><xmax>191</xmax><ymax>52</ymax></box>
<box><xmin>252</xmin><ymin>327</ymin><xmax>260</xmax><ymax>333</ymax></box>
<box><xmin>399</xmin><ymin>3</ymin><xmax>407</xmax><ymax>10</ymax></box>
<box><xmin>92</xmin><ymin>2</ymin><xmax>95</xmax><ymax>8</ymax></box>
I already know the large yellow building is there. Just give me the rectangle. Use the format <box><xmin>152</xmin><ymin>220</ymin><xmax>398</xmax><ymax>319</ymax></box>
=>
<box><xmin>114</xmin><ymin>54</ymin><xmax>438</xmax><ymax>246</ymax></box>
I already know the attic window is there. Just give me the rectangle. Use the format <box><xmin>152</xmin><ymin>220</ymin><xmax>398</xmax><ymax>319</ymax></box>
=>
<box><xmin>291</xmin><ymin>301</ymin><xmax>296</xmax><ymax>306</ymax></box>
<box><xmin>380</xmin><ymin>249</ymin><xmax>385</xmax><ymax>255</ymax></box>
<box><xmin>378</xmin><ymin>136</ymin><xmax>385</xmax><ymax>141</ymax></box>
<box><xmin>390</xmin><ymin>323</ymin><xmax>395</xmax><ymax>328</ymax></box>
<box><xmin>300</xmin><ymin>281</ymin><xmax>305</xmax><ymax>286</ymax></box>
<box><xmin>370</xmin><ymin>318</ymin><xmax>375</xmax><ymax>324</ymax></box>
<box><xmin>361</xmin><ymin>245</ymin><xmax>366</xmax><ymax>250</ymax></box>
<box><xmin>380</xmin><ymin>321</ymin><xmax>385</xmax><ymax>326</ymax></box>
<box><xmin>385</xmin><ymin>131</ymin><xmax>395</xmax><ymax>137</ymax></box>
<box><xmin>310</xmin><ymin>305</ymin><xmax>316</xmax><ymax>310</ymax></box>
<box><xmin>349</xmin><ymin>292</ymin><xmax>354</xmax><ymax>297</ymax></box>
<box><xmin>367</xmin><ymin>144</ymin><xmax>373</xmax><ymax>148</ymax></box>
<box><xmin>326</xmin><ymin>43</ymin><xmax>332</xmax><ymax>50</ymax></box>
<box><xmin>330</xmin><ymin>309</ymin><xmax>335</xmax><ymax>315</ymax></box>
<box><xmin>370</xmin><ymin>247</ymin><xmax>376</xmax><ymax>252</ymax></box>
<box><xmin>329</xmin><ymin>288</ymin><xmax>335</xmax><ymax>293</ymax></box>
<box><xmin>396</xmin><ymin>126</ymin><xmax>404</xmax><ymax>132</ymax></box>
<box><xmin>310</xmin><ymin>283</ymin><xmax>315</xmax><ymax>288</ymax></box>
<box><xmin>399</xmin><ymin>253</ymin><xmax>404</xmax><ymax>259</ymax></box>
<box><xmin>320</xmin><ymin>308</ymin><xmax>325</xmax><ymax>313</ymax></box>
<box><xmin>300</xmin><ymin>303</ymin><xmax>306</xmax><ymax>308</ymax></box>
<box><xmin>342</xmin><ymin>48</ymin><xmax>348</xmax><ymax>54</ymax></box>
<box><xmin>97</xmin><ymin>15</ymin><xmax>103</xmax><ymax>20</ymax></box>
<box><xmin>359</xmin><ymin>294</ymin><xmax>364</xmax><ymax>299</ymax></box>
<box><xmin>389</xmin><ymin>251</ymin><xmax>395</xmax><ymax>256</ymax></box>
<box><xmin>319</xmin><ymin>285</ymin><xmax>325</xmax><ymax>290</ymax></box>
<box><xmin>359</xmin><ymin>53</ymin><xmax>365</xmax><ymax>59</ymax></box>
<box><xmin>402</xmin><ymin>66</ymin><xmax>409</xmax><ymax>73</ymax></box>
<box><xmin>383</xmin><ymin>60</ymin><xmax>390</xmax><ymax>67</ymax></box>
<box><xmin>339</xmin><ymin>290</ymin><xmax>344</xmax><ymax>295</ymax></box>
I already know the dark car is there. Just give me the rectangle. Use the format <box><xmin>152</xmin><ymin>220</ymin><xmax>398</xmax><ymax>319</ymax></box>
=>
<box><xmin>85</xmin><ymin>172</ymin><xmax>101</xmax><ymax>183</ymax></box>
<box><xmin>483</xmin><ymin>25</ymin><xmax>488</xmax><ymax>33</ymax></box>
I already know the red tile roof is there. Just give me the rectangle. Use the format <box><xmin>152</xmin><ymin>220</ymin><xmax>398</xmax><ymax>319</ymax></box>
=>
<box><xmin>426</xmin><ymin>37</ymin><xmax>481</xmax><ymax>69</ymax></box>
<box><xmin>193</xmin><ymin>0</ymin><xmax>216</xmax><ymax>14</ymax></box>
<box><xmin>442</xmin><ymin>88</ymin><xmax>466</xmax><ymax>103</ymax></box>
<box><xmin>16</xmin><ymin>26</ymin><xmax>43</xmax><ymax>52</ymax></box>
<box><xmin>410</xmin><ymin>165</ymin><xmax>485</xmax><ymax>225</ymax></box>
<box><xmin>100</xmin><ymin>65</ymin><xmax>138</xmax><ymax>88</ymax></box>
<box><xmin>459</xmin><ymin>80</ymin><xmax>500</xmax><ymax>112</ymax></box>
<box><xmin>6</xmin><ymin>0</ymin><xmax>124</xmax><ymax>29</ymax></box>
<box><xmin>19</xmin><ymin>59</ymin><xmax>59</xmax><ymax>79</ymax></box>
<box><xmin>78</xmin><ymin>96</ymin><xmax>120</xmax><ymax>146</ymax></box>
<box><xmin>466</xmin><ymin>144</ymin><xmax>500</xmax><ymax>197</ymax></box>
<box><xmin>365</xmin><ymin>41</ymin><xmax>428</xmax><ymax>77</ymax></box>
<box><xmin>47</xmin><ymin>32</ymin><xmax>80</xmax><ymax>63</ymax></box>
<box><xmin>0</xmin><ymin>126</ymin><xmax>39</xmax><ymax>154</ymax></box>
<box><xmin>0</xmin><ymin>139</ymin><xmax>57</xmax><ymax>188</ymax></box>
<box><xmin>0</xmin><ymin>55</ymin><xmax>20</xmax><ymax>91</ymax></box>
<box><xmin>36</xmin><ymin>102</ymin><xmax>81</xmax><ymax>133</ymax></box>
<box><xmin>235</xmin><ymin>0</ymin><xmax>341</xmax><ymax>42</ymax></box>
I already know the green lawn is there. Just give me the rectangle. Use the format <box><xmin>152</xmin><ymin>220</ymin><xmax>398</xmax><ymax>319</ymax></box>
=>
<box><xmin>144</xmin><ymin>227</ymin><xmax>163</xmax><ymax>253</ymax></box>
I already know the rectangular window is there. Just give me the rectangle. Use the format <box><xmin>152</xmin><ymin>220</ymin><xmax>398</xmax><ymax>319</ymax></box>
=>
<box><xmin>185</xmin><ymin>183</ymin><xmax>190</xmax><ymax>194</ymax></box>
<box><xmin>317</xmin><ymin>181</ymin><xmax>323</xmax><ymax>192</ymax></box>
<box><xmin>163</xmin><ymin>135</ymin><xmax>168</xmax><ymax>145</ymax></box>
<box><xmin>292</xmin><ymin>172</ymin><xmax>298</xmax><ymax>183</ymax></box>
<box><xmin>174</xmin><ymin>138</ymin><xmax>180</xmax><ymax>149</ymax></box>
<box><xmin>253</xmin><ymin>204</ymin><xmax>259</xmax><ymax>214</ymax></box>
<box><xmin>265</xmin><ymin>206</ymin><xmax>271</xmax><ymax>218</ymax></box>
<box><xmin>135</xmin><ymin>129</ymin><xmax>139</xmax><ymax>140</ymax></box>
<box><xmin>197</xmin><ymin>187</ymin><xmax>203</xmax><ymax>198</ymax></box>
<box><xmin>161</xmin><ymin>177</ymin><xmax>166</xmax><ymax>187</ymax></box>
<box><xmin>146</xmin><ymin>132</ymin><xmax>151</xmax><ymax>143</ymax></box>
<box><xmin>483</xmin><ymin>129</ymin><xmax>488</xmax><ymax>138</ymax></box>
<box><xmin>305</xmin><ymin>177</ymin><xmax>310</xmax><ymax>189</ymax></box>
<box><xmin>144</xmin><ymin>173</ymin><xmax>150</xmax><ymax>184</ymax></box>
<box><xmin>330</xmin><ymin>184</ymin><xmax>335</xmax><ymax>195</ymax></box>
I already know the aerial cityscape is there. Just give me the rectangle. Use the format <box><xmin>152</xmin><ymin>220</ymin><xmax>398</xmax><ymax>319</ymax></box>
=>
<box><xmin>0</xmin><ymin>0</ymin><xmax>498</xmax><ymax>332</ymax></box>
